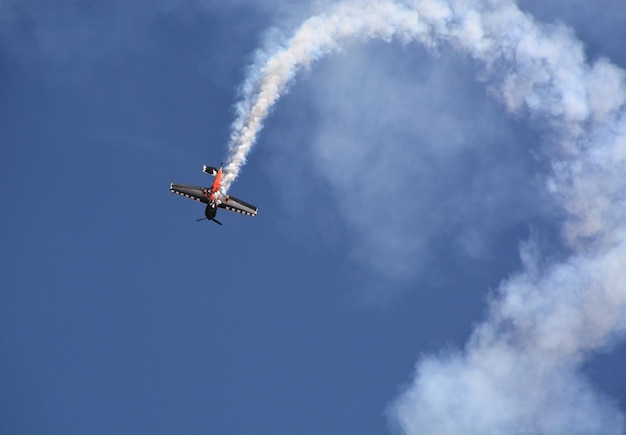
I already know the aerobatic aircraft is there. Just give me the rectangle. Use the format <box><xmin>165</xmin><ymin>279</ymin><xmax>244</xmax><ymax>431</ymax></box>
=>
<box><xmin>170</xmin><ymin>163</ymin><xmax>258</xmax><ymax>225</ymax></box>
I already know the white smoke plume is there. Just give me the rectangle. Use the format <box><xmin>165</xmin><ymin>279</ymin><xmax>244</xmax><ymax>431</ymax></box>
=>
<box><xmin>222</xmin><ymin>0</ymin><xmax>626</xmax><ymax>433</ymax></box>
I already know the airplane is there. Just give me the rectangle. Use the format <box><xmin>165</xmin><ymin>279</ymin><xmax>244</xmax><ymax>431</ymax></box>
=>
<box><xmin>170</xmin><ymin>163</ymin><xmax>258</xmax><ymax>225</ymax></box>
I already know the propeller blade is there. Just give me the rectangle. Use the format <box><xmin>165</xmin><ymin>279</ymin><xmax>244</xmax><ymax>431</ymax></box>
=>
<box><xmin>196</xmin><ymin>217</ymin><xmax>222</xmax><ymax>225</ymax></box>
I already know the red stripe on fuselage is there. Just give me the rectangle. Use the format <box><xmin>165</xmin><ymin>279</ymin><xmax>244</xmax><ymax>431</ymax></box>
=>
<box><xmin>209</xmin><ymin>166</ymin><xmax>223</xmax><ymax>201</ymax></box>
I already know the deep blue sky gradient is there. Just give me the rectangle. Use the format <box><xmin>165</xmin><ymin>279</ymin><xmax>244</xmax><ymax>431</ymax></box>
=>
<box><xmin>1</xmin><ymin>1</ymin><xmax>625</xmax><ymax>433</ymax></box>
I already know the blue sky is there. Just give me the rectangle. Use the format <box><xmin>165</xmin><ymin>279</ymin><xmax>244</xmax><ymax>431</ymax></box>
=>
<box><xmin>1</xmin><ymin>1</ymin><xmax>625</xmax><ymax>433</ymax></box>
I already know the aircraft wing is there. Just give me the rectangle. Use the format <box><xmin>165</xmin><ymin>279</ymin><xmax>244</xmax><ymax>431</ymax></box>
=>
<box><xmin>219</xmin><ymin>195</ymin><xmax>258</xmax><ymax>217</ymax></box>
<box><xmin>170</xmin><ymin>183</ymin><xmax>210</xmax><ymax>204</ymax></box>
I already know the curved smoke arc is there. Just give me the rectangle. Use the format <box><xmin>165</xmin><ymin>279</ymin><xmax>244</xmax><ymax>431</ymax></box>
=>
<box><xmin>220</xmin><ymin>0</ymin><xmax>626</xmax><ymax>433</ymax></box>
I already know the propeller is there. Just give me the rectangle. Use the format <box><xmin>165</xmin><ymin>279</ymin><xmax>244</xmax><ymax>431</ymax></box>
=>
<box><xmin>196</xmin><ymin>217</ymin><xmax>223</xmax><ymax>225</ymax></box>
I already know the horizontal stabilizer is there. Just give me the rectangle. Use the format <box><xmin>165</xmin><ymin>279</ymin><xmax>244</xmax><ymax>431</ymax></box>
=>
<box><xmin>203</xmin><ymin>165</ymin><xmax>218</xmax><ymax>176</ymax></box>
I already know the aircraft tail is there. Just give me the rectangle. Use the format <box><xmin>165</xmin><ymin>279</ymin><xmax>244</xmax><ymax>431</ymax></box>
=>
<box><xmin>203</xmin><ymin>165</ymin><xmax>218</xmax><ymax>176</ymax></box>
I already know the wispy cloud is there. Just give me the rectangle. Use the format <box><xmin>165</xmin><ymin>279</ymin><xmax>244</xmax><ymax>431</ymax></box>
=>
<box><xmin>223</xmin><ymin>0</ymin><xmax>626</xmax><ymax>432</ymax></box>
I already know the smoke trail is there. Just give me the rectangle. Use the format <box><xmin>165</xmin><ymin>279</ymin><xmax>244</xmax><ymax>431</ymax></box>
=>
<box><xmin>222</xmin><ymin>0</ymin><xmax>626</xmax><ymax>433</ymax></box>
<box><xmin>220</xmin><ymin>0</ymin><xmax>427</xmax><ymax>194</ymax></box>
